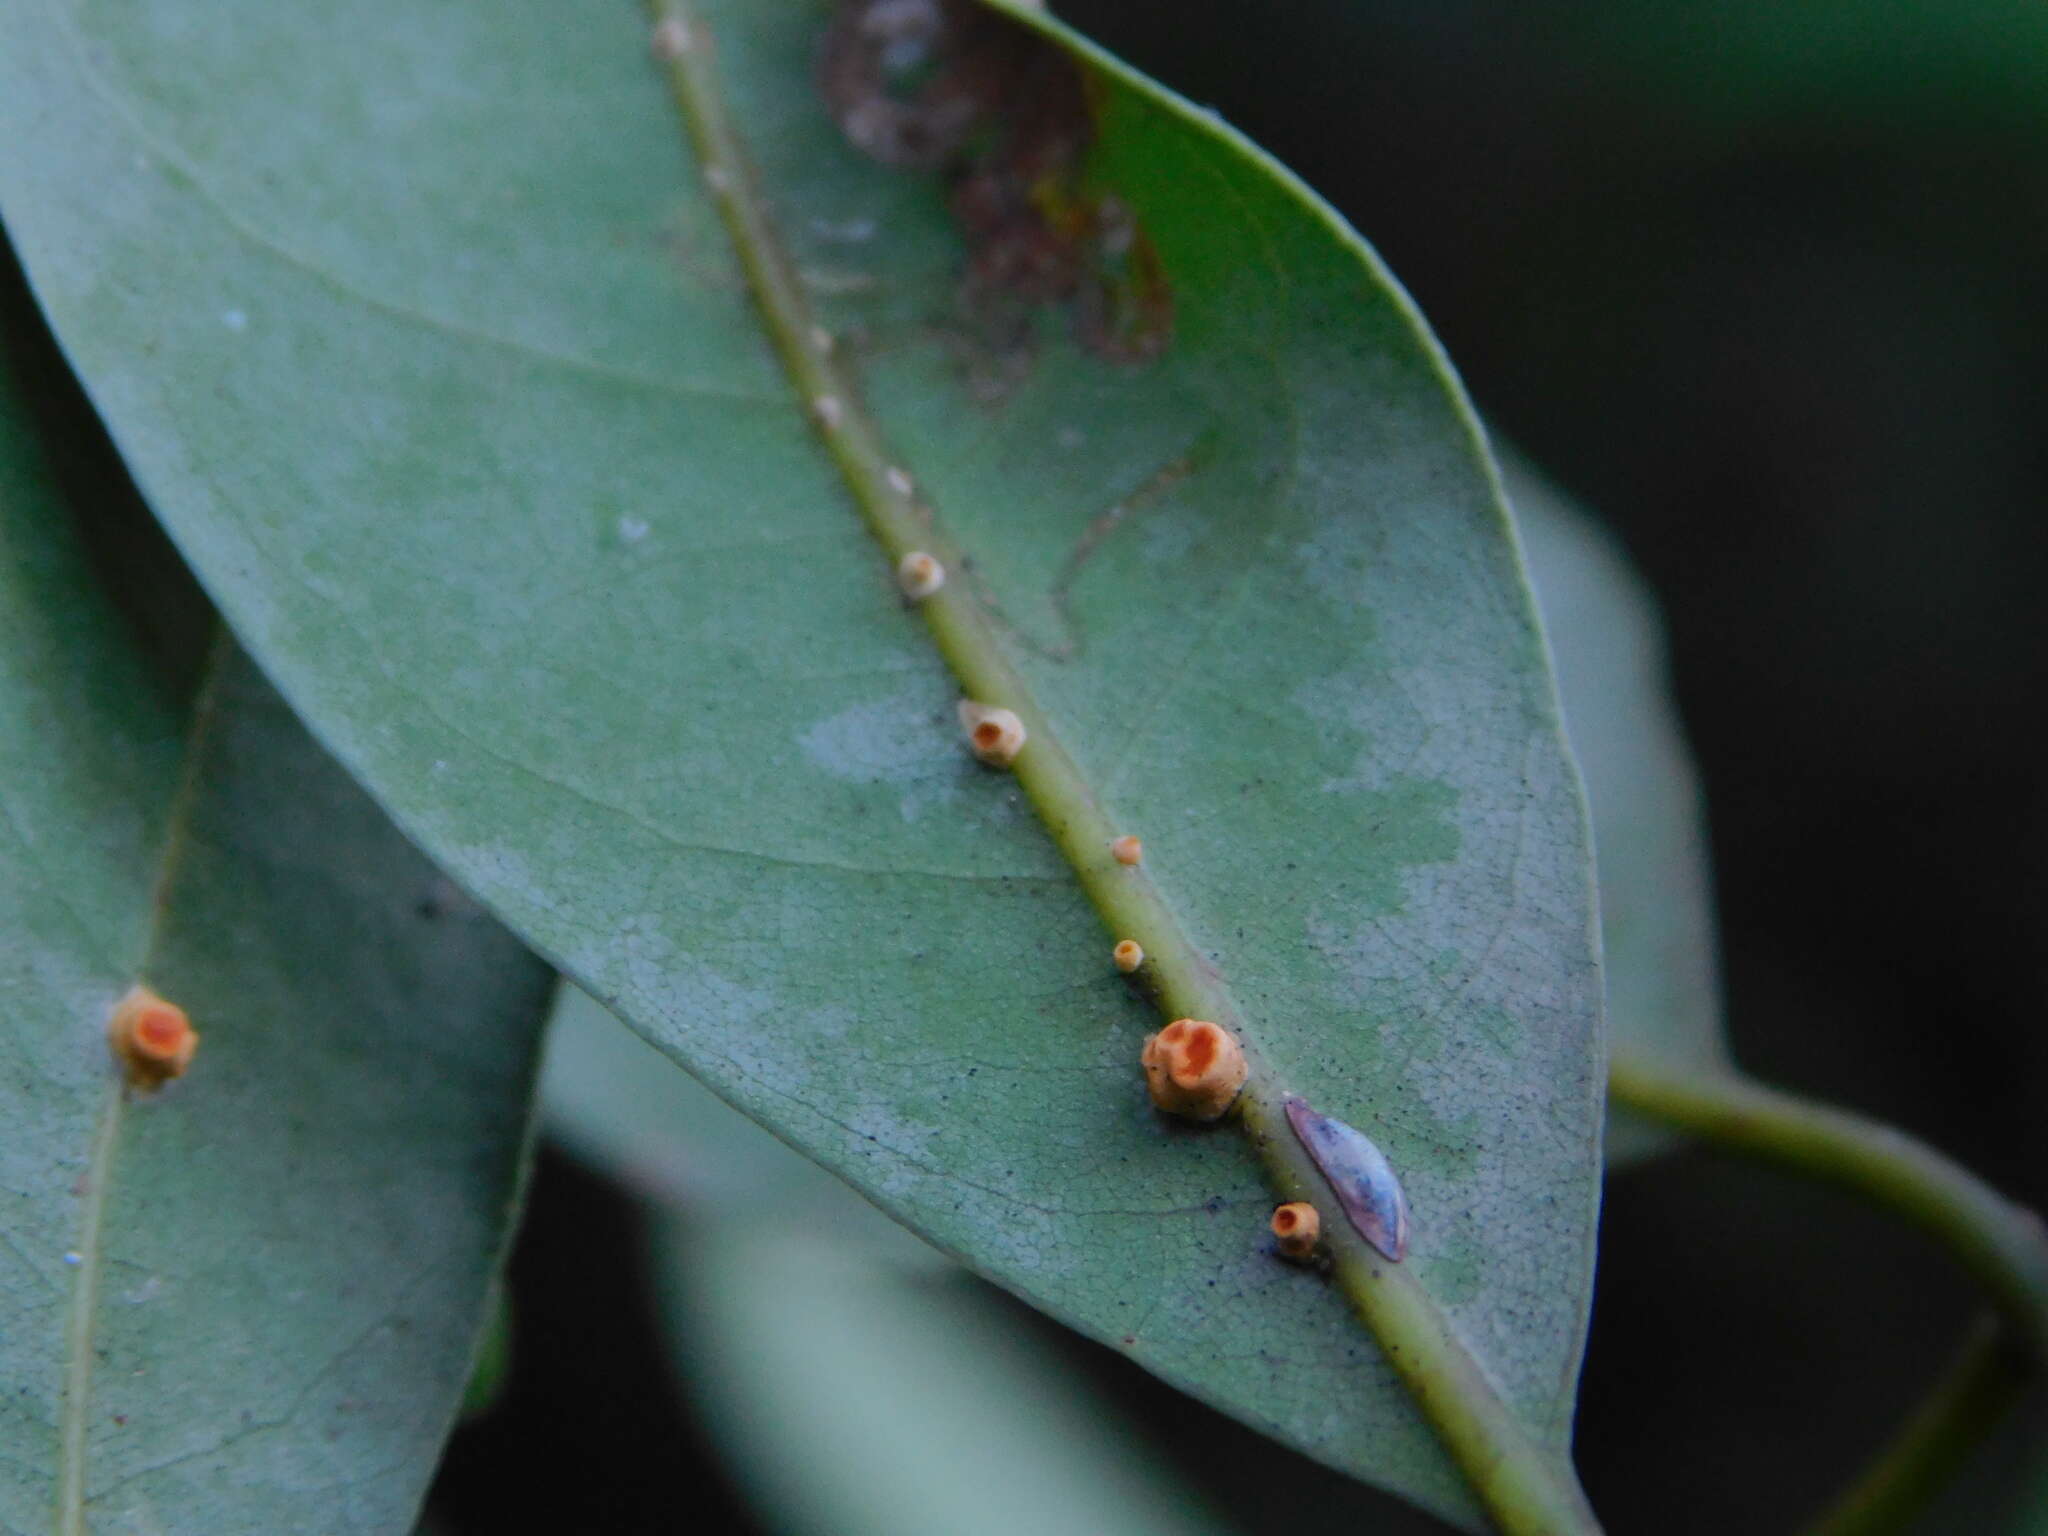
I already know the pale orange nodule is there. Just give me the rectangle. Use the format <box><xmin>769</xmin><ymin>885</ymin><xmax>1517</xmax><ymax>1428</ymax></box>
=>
<box><xmin>897</xmin><ymin>550</ymin><xmax>945</xmax><ymax>601</ymax></box>
<box><xmin>649</xmin><ymin>15</ymin><xmax>690</xmax><ymax>58</ymax></box>
<box><xmin>1110</xmin><ymin>835</ymin><xmax>1142</xmax><ymax>866</ymax></box>
<box><xmin>107</xmin><ymin>985</ymin><xmax>199</xmax><ymax>1090</ymax></box>
<box><xmin>1112</xmin><ymin>939</ymin><xmax>1144</xmax><ymax>973</ymax></box>
<box><xmin>1271</xmin><ymin>1202</ymin><xmax>1321</xmax><ymax>1261</ymax></box>
<box><xmin>1139</xmin><ymin>1018</ymin><xmax>1246</xmax><ymax>1122</ymax></box>
<box><xmin>957</xmin><ymin>700</ymin><xmax>1025</xmax><ymax>768</ymax></box>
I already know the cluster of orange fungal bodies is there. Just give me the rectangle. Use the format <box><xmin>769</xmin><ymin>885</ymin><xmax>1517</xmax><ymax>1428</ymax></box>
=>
<box><xmin>949</xmin><ymin>695</ymin><xmax>1319</xmax><ymax>1265</ymax></box>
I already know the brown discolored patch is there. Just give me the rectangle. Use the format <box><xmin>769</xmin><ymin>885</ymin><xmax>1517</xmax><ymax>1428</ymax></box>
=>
<box><xmin>819</xmin><ymin>0</ymin><xmax>1172</xmax><ymax>389</ymax></box>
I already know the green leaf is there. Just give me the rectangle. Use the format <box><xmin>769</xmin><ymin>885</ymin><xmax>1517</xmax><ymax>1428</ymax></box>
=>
<box><xmin>0</xmin><ymin>0</ymin><xmax>1601</xmax><ymax>1519</ymax></box>
<box><xmin>1504</xmin><ymin>455</ymin><xmax>1728</xmax><ymax>1164</ymax></box>
<box><xmin>0</xmin><ymin>278</ymin><xmax>552</xmax><ymax>1533</ymax></box>
<box><xmin>1558</xmin><ymin>0</ymin><xmax>2048</xmax><ymax>139</ymax></box>
<box><xmin>547</xmin><ymin>987</ymin><xmax>1231</xmax><ymax>1536</ymax></box>
<box><xmin>660</xmin><ymin>1220</ymin><xmax>1235</xmax><ymax>1536</ymax></box>
<box><xmin>544</xmin><ymin>985</ymin><xmax>943</xmax><ymax>1268</ymax></box>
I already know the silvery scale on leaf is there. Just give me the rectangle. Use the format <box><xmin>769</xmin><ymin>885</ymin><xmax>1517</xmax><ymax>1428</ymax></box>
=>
<box><xmin>1285</xmin><ymin>1097</ymin><xmax>1413</xmax><ymax>1262</ymax></box>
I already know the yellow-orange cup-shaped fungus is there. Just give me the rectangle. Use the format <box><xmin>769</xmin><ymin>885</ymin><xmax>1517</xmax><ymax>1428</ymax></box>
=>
<box><xmin>1271</xmin><ymin>1202</ymin><xmax>1321</xmax><ymax>1261</ymax></box>
<box><xmin>958</xmin><ymin>700</ymin><xmax>1026</xmax><ymax>768</ymax></box>
<box><xmin>1140</xmin><ymin>1018</ymin><xmax>1247</xmax><ymax>1122</ymax></box>
<box><xmin>1110</xmin><ymin>835</ymin><xmax>1143</xmax><ymax>866</ymax></box>
<box><xmin>1112</xmin><ymin>939</ymin><xmax>1144</xmax><ymax>973</ymax></box>
<box><xmin>107</xmin><ymin>985</ymin><xmax>199</xmax><ymax>1090</ymax></box>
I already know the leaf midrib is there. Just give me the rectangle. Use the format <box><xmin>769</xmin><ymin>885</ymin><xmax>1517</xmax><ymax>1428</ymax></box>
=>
<box><xmin>56</xmin><ymin>629</ymin><xmax>225</xmax><ymax>1535</ymax></box>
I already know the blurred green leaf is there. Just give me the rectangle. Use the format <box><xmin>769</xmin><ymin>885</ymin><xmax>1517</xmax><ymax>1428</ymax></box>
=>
<box><xmin>1560</xmin><ymin>0</ymin><xmax>2048</xmax><ymax>140</ymax></box>
<box><xmin>660</xmin><ymin>1218</ymin><xmax>1236</xmax><ymax>1536</ymax></box>
<box><xmin>551</xmin><ymin>988</ymin><xmax>1231</xmax><ymax>1535</ymax></box>
<box><xmin>0</xmin><ymin>0</ymin><xmax>1600</xmax><ymax>1517</ymax></box>
<box><xmin>1504</xmin><ymin>456</ymin><xmax>1728</xmax><ymax>1164</ymax></box>
<box><xmin>0</xmin><ymin>287</ymin><xmax>552</xmax><ymax>1533</ymax></box>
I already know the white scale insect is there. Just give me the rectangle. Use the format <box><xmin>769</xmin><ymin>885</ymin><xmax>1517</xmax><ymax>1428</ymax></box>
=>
<box><xmin>1284</xmin><ymin>1096</ymin><xmax>1412</xmax><ymax>1262</ymax></box>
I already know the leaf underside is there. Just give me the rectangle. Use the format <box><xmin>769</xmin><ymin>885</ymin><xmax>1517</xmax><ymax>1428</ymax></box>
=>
<box><xmin>0</xmin><ymin>280</ymin><xmax>552</xmax><ymax>1534</ymax></box>
<box><xmin>0</xmin><ymin>0</ymin><xmax>1602</xmax><ymax>1518</ymax></box>
<box><xmin>547</xmin><ymin>984</ymin><xmax>1228</xmax><ymax>1536</ymax></box>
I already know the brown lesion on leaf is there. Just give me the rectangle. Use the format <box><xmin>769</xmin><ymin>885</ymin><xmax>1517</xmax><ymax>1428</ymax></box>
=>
<box><xmin>963</xmin><ymin>430</ymin><xmax>1212</xmax><ymax>661</ymax></box>
<box><xmin>1040</xmin><ymin>434</ymin><xmax>1205</xmax><ymax>653</ymax></box>
<box><xmin>818</xmin><ymin>0</ymin><xmax>1173</xmax><ymax>394</ymax></box>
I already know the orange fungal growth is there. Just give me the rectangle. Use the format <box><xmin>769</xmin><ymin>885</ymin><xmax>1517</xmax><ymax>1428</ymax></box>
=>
<box><xmin>107</xmin><ymin>985</ymin><xmax>199</xmax><ymax>1091</ymax></box>
<box><xmin>957</xmin><ymin>700</ymin><xmax>1026</xmax><ymax>768</ymax></box>
<box><xmin>1140</xmin><ymin>1018</ymin><xmax>1246</xmax><ymax>1122</ymax></box>
<box><xmin>1271</xmin><ymin>1202</ymin><xmax>1321</xmax><ymax>1261</ymax></box>
<box><xmin>1110</xmin><ymin>835</ymin><xmax>1142</xmax><ymax>867</ymax></box>
<box><xmin>1112</xmin><ymin>939</ymin><xmax>1144</xmax><ymax>973</ymax></box>
<box><xmin>897</xmin><ymin>550</ymin><xmax>945</xmax><ymax>601</ymax></box>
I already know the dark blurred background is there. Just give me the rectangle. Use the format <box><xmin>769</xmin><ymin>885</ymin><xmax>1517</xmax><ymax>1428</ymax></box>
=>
<box><xmin>429</xmin><ymin>3</ymin><xmax>2048</xmax><ymax>1531</ymax></box>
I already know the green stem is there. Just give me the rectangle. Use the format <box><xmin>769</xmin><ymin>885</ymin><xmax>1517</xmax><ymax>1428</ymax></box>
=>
<box><xmin>1608</xmin><ymin>1055</ymin><xmax>2048</xmax><ymax>1362</ymax></box>
<box><xmin>1802</xmin><ymin>1315</ymin><xmax>2030</xmax><ymax>1536</ymax></box>
<box><xmin>648</xmin><ymin>5</ymin><xmax>1600</xmax><ymax>1531</ymax></box>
